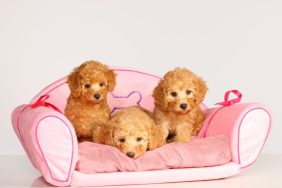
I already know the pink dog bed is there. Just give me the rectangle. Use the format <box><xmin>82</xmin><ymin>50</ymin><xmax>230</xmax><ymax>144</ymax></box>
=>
<box><xmin>11</xmin><ymin>67</ymin><xmax>272</xmax><ymax>187</ymax></box>
<box><xmin>77</xmin><ymin>135</ymin><xmax>231</xmax><ymax>173</ymax></box>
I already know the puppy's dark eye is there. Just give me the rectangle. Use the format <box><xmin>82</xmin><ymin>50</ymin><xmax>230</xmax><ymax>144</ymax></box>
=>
<box><xmin>119</xmin><ymin>138</ymin><xmax>125</xmax><ymax>143</ymax></box>
<box><xmin>84</xmin><ymin>84</ymin><xmax>91</xmax><ymax>89</ymax></box>
<box><xmin>170</xmin><ymin>92</ymin><xmax>177</xmax><ymax>97</ymax></box>
<box><xmin>99</xmin><ymin>82</ymin><xmax>105</xmax><ymax>87</ymax></box>
<box><xmin>136</xmin><ymin>137</ymin><xmax>143</xmax><ymax>142</ymax></box>
<box><xmin>186</xmin><ymin>90</ymin><xmax>192</xmax><ymax>95</ymax></box>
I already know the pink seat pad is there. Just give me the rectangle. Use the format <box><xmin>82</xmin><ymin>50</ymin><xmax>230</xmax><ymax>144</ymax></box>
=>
<box><xmin>76</xmin><ymin>135</ymin><xmax>231</xmax><ymax>173</ymax></box>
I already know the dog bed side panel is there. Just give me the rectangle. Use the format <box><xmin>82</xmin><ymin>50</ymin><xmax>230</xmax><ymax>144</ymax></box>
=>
<box><xmin>236</xmin><ymin>106</ymin><xmax>271</xmax><ymax>168</ymax></box>
<box><xmin>204</xmin><ymin>103</ymin><xmax>271</xmax><ymax>168</ymax></box>
<box><xmin>12</xmin><ymin>106</ymin><xmax>78</xmax><ymax>186</ymax></box>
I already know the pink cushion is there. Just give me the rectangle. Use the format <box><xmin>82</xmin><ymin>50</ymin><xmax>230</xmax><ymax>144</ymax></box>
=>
<box><xmin>76</xmin><ymin>135</ymin><xmax>231</xmax><ymax>173</ymax></box>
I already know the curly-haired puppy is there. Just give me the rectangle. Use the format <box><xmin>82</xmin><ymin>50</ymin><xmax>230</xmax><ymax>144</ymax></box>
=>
<box><xmin>65</xmin><ymin>60</ymin><xmax>116</xmax><ymax>142</ymax></box>
<box><xmin>104</xmin><ymin>106</ymin><xmax>165</xmax><ymax>158</ymax></box>
<box><xmin>153</xmin><ymin>67</ymin><xmax>207</xmax><ymax>144</ymax></box>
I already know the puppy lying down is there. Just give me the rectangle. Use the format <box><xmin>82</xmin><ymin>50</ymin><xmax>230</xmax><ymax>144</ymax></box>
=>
<box><xmin>77</xmin><ymin>107</ymin><xmax>231</xmax><ymax>173</ymax></box>
<box><xmin>102</xmin><ymin>106</ymin><xmax>165</xmax><ymax>158</ymax></box>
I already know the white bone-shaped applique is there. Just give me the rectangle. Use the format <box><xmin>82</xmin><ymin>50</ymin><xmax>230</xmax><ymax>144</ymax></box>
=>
<box><xmin>107</xmin><ymin>91</ymin><xmax>143</xmax><ymax>113</ymax></box>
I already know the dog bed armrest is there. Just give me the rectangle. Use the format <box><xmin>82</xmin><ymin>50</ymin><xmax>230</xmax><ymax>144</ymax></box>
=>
<box><xmin>11</xmin><ymin>105</ymin><xmax>78</xmax><ymax>186</ymax></box>
<box><xmin>199</xmin><ymin>103</ymin><xmax>271</xmax><ymax>168</ymax></box>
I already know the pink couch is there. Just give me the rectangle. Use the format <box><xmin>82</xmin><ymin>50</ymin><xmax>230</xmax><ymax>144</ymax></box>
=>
<box><xmin>11</xmin><ymin>68</ymin><xmax>272</xmax><ymax>187</ymax></box>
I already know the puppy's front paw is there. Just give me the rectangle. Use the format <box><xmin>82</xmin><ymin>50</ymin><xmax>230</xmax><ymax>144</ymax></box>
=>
<box><xmin>173</xmin><ymin>135</ymin><xmax>193</xmax><ymax>143</ymax></box>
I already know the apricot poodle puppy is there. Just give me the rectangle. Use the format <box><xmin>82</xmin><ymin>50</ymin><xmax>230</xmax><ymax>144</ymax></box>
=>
<box><xmin>153</xmin><ymin>67</ymin><xmax>207</xmax><ymax>144</ymax></box>
<box><xmin>65</xmin><ymin>60</ymin><xmax>116</xmax><ymax>142</ymax></box>
<box><xmin>104</xmin><ymin>106</ymin><xmax>165</xmax><ymax>158</ymax></box>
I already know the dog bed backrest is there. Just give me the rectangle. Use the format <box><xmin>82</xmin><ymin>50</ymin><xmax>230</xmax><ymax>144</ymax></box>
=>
<box><xmin>30</xmin><ymin>68</ymin><xmax>162</xmax><ymax>113</ymax></box>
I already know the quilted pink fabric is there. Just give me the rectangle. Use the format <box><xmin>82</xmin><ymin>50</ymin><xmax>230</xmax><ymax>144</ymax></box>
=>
<box><xmin>76</xmin><ymin>135</ymin><xmax>231</xmax><ymax>173</ymax></box>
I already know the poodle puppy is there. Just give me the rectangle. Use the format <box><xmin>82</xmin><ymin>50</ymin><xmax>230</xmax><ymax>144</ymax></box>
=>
<box><xmin>104</xmin><ymin>106</ymin><xmax>165</xmax><ymax>158</ymax></box>
<box><xmin>65</xmin><ymin>60</ymin><xmax>116</xmax><ymax>142</ymax></box>
<box><xmin>153</xmin><ymin>67</ymin><xmax>207</xmax><ymax>144</ymax></box>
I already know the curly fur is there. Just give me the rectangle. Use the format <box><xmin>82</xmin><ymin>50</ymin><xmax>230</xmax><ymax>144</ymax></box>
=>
<box><xmin>103</xmin><ymin>106</ymin><xmax>165</xmax><ymax>158</ymax></box>
<box><xmin>153</xmin><ymin>67</ymin><xmax>207</xmax><ymax>144</ymax></box>
<box><xmin>65</xmin><ymin>60</ymin><xmax>116</xmax><ymax>142</ymax></box>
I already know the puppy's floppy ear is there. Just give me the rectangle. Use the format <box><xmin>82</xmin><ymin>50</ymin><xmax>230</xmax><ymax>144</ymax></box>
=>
<box><xmin>194</xmin><ymin>76</ymin><xmax>208</xmax><ymax>105</ymax></box>
<box><xmin>153</xmin><ymin>80</ymin><xmax>168</xmax><ymax>111</ymax></box>
<box><xmin>148</xmin><ymin>125</ymin><xmax>158</xmax><ymax>150</ymax></box>
<box><xmin>148</xmin><ymin>121</ymin><xmax>166</xmax><ymax>150</ymax></box>
<box><xmin>104</xmin><ymin>120</ymin><xmax>116</xmax><ymax>146</ymax></box>
<box><xmin>68</xmin><ymin>67</ymin><xmax>82</xmax><ymax>98</ymax></box>
<box><xmin>107</xmin><ymin>69</ymin><xmax>116</xmax><ymax>91</ymax></box>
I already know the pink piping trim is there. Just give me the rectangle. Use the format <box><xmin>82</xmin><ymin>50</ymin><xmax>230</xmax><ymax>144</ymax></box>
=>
<box><xmin>114</xmin><ymin>69</ymin><xmax>162</xmax><ymax>79</ymax></box>
<box><xmin>237</xmin><ymin>107</ymin><xmax>272</xmax><ymax>169</ymax></box>
<box><xmin>35</xmin><ymin>115</ymin><xmax>75</xmax><ymax>182</ymax></box>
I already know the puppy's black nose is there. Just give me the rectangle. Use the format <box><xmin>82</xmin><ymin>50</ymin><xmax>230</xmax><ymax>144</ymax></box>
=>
<box><xmin>126</xmin><ymin>152</ymin><xmax>135</xmax><ymax>158</ymax></box>
<box><xmin>94</xmin><ymin>93</ymin><xmax>101</xmax><ymax>100</ymax></box>
<box><xmin>180</xmin><ymin>103</ymin><xmax>187</xmax><ymax>110</ymax></box>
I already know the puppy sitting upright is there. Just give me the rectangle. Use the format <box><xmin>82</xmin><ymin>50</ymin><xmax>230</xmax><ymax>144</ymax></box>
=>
<box><xmin>65</xmin><ymin>61</ymin><xmax>116</xmax><ymax>142</ymax></box>
<box><xmin>153</xmin><ymin>67</ymin><xmax>207</xmax><ymax>143</ymax></box>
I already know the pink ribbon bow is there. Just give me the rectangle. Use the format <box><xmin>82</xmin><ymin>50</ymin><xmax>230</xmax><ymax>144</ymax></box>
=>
<box><xmin>215</xmin><ymin>90</ymin><xmax>242</xmax><ymax>106</ymax></box>
<box><xmin>198</xmin><ymin>90</ymin><xmax>243</xmax><ymax>138</ymax></box>
<box><xmin>31</xmin><ymin>95</ymin><xmax>62</xmax><ymax>113</ymax></box>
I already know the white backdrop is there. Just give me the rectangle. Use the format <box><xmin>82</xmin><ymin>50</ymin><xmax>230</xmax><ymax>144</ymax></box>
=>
<box><xmin>0</xmin><ymin>0</ymin><xmax>281</xmax><ymax>155</ymax></box>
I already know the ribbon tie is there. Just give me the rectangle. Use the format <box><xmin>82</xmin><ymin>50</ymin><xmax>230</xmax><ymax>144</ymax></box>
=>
<box><xmin>31</xmin><ymin>95</ymin><xmax>62</xmax><ymax>113</ymax></box>
<box><xmin>215</xmin><ymin>90</ymin><xmax>242</xmax><ymax>107</ymax></box>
